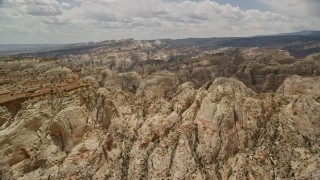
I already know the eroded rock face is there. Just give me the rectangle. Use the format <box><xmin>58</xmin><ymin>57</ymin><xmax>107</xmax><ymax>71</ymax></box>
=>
<box><xmin>0</xmin><ymin>73</ymin><xmax>319</xmax><ymax>179</ymax></box>
<box><xmin>48</xmin><ymin>106</ymin><xmax>88</xmax><ymax>152</ymax></box>
<box><xmin>0</xmin><ymin>55</ymin><xmax>319</xmax><ymax>179</ymax></box>
<box><xmin>0</xmin><ymin>106</ymin><xmax>13</xmax><ymax>130</ymax></box>
<box><xmin>277</xmin><ymin>75</ymin><xmax>320</xmax><ymax>101</ymax></box>
<box><xmin>137</xmin><ymin>71</ymin><xmax>179</xmax><ymax>99</ymax></box>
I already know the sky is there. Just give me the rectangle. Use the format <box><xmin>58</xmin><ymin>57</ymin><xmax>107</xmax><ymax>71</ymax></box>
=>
<box><xmin>0</xmin><ymin>0</ymin><xmax>319</xmax><ymax>44</ymax></box>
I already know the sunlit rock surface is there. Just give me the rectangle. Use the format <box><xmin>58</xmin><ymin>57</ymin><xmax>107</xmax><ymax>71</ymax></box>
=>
<box><xmin>0</xmin><ymin>45</ymin><xmax>320</xmax><ymax>179</ymax></box>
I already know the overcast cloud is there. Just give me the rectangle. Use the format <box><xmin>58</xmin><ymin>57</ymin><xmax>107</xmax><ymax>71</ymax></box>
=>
<box><xmin>0</xmin><ymin>0</ymin><xmax>319</xmax><ymax>43</ymax></box>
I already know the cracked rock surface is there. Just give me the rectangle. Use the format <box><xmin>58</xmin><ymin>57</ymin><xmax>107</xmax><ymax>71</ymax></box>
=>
<box><xmin>0</xmin><ymin>73</ymin><xmax>319</xmax><ymax>179</ymax></box>
<box><xmin>0</xmin><ymin>50</ymin><xmax>320</xmax><ymax>179</ymax></box>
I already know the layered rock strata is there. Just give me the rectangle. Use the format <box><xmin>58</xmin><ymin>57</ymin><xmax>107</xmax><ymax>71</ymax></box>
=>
<box><xmin>0</xmin><ymin>68</ymin><xmax>319</xmax><ymax>179</ymax></box>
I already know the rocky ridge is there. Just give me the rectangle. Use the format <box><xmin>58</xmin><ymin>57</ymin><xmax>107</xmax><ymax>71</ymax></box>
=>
<box><xmin>0</xmin><ymin>71</ymin><xmax>319</xmax><ymax>179</ymax></box>
<box><xmin>0</xmin><ymin>44</ymin><xmax>320</xmax><ymax>179</ymax></box>
<box><xmin>61</xmin><ymin>41</ymin><xmax>320</xmax><ymax>92</ymax></box>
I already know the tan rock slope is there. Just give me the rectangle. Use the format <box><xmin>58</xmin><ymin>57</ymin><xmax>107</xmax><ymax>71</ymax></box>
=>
<box><xmin>0</xmin><ymin>55</ymin><xmax>319</xmax><ymax>179</ymax></box>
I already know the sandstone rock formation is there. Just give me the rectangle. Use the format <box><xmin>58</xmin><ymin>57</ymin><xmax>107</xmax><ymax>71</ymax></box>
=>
<box><xmin>1</xmin><ymin>44</ymin><xmax>320</xmax><ymax>180</ymax></box>
<box><xmin>0</xmin><ymin>55</ymin><xmax>319</xmax><ymax>180</ymax></box>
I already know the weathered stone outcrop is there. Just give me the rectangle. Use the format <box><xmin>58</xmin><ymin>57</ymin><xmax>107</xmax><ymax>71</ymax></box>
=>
<box><xmin>137</xmin><ymin>71</ymin><xmax>179</xmax><ymax>99</ymax></box>
<box><xmin>0</xmin><ymin>56</ymin><xmax>319</xmax><ymax>179</ymax></box>
<box><xmin>1</xmin><ymin>74</ymin><xmax>319</xmax><ymax>179</ymax></box>
<box><xmin>0</xmin><ymin>106</ymin><xmax>13</xmax><ymax>130</ymax></box>
<box><xmin>48</xmin><ymin>106</ymin><xmax>88</xmax><ymax>152</ymax></box>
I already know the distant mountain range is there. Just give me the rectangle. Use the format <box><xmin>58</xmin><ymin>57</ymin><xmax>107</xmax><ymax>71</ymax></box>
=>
<box><xmin>1</xmin><ymin>30</ymin><xmax>320</xmax><ymax>58</ymax></box>
<box><xmin>275</xmin><ymin>30</ymin><xmax>320</xmax><ymax>36</ymax></box>
<box><xmin>163</xmin><ymin>31</ymin><xmax>320</xmax><ymax>57</ymax></box>
<box><xmin>165</xmin><ymin>31</ymin><xmax>320</xmax><ymax>46</ymax></box>
<box><xmin>0</xmin><ymin>44</ymin><xmax>61</xmax><ymax>55</ymax></box>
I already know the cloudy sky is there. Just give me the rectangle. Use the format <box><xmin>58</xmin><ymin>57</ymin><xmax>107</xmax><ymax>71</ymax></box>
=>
<box><xmin>0</xmin><ymin>0</ymin><xmax>319</xmax><ymax>44</ymax></box>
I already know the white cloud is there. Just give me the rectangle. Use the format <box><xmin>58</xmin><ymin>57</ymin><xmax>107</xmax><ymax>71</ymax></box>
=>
<box><xmin>61</xmin><ymin>2</ymin><xmax>71</xmax><ymax>9</ymax></box>
<box><xmin>5</xmin><ymin>0</ymin><xmax>63</xmax><ymax>16</ymax></box>
<box><xmin>0</xmin><ymin>0</ymin><xmax>319</xmax><ymax>43</ymax></box>
<box><xmin>259</xmin><ymin>0</ymin><xmax>320</xmax><ymax>17</ymax></box>
<box><xmin>69</xmin><ymin>0</ymin><xmax>294</xmax><ymax>35</ymax></box>
<box><xmin>259</xmin><ymin>0</ymin><xmax>320</xmax><ymax>31</ymax></box>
